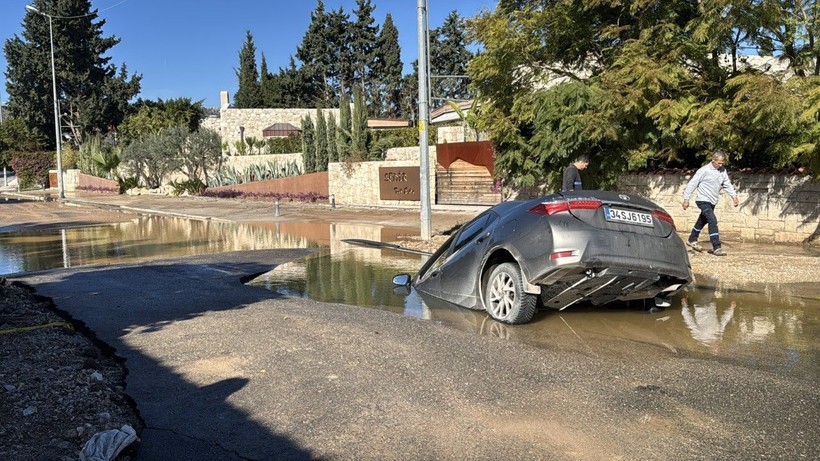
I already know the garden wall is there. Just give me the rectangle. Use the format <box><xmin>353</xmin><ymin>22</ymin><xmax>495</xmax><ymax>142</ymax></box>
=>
<box><xmin>208</xmin><ymin>171</ymin><xmax>328</xmax><ymax>197</ymax></box>
<box><xmin>222</xmin><ymin>153</ymin><xmax>304</xmax><ymax>173</ymax></box>
<box><xmin>327</xmin><ymin>146</ymin><xmax>438</xmax><ymax>207</ymax></box>
<box><xmin>618</xmin><ymin>173</ymin><xmax>819</xmax><ymax>245</ymax></box>
<box><xmin>77</xmin><ymin>173</ymin><xmax>118</xmax><ymax>191</ymax></box>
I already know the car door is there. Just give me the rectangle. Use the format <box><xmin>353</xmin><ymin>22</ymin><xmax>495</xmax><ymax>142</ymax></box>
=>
<box><xmin>437</xmin><ymin>211</ymin><xmax>498</xmax><ymax>308</ymax></box>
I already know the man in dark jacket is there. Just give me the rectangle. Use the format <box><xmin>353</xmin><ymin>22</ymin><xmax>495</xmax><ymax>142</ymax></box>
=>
<box><xmin>562</xmin><ymin>155</ymin><xmax>590</xmax><ymax>191</ymax></box>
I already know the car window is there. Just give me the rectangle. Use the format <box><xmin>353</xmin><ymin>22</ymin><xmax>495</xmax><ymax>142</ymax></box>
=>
<box><xmin>451</xmin><ymin>212</ymin><xmax>496</xmax><ymax>253</ymax></box>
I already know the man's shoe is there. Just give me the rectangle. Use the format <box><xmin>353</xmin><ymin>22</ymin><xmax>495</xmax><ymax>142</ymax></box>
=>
<box><xmin>709</xmin><ymin>248</ymin><xmax>727</xmax><ymax>256</ymax></box>
<box><xmin>686</xmin><ymin>240</ymin><xmax>704</xmax><ymax>252</ymax></box>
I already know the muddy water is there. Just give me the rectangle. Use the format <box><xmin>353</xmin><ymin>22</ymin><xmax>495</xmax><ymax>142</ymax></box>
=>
<box><xmin>2</xmin><ymin>216</ymin><xmax>816</xmax><ymax>380</ymax></box>
<box><xmin>250</xmin><ymin>249</ymin><xmax>819</xmax><ymax>381</ymax></box>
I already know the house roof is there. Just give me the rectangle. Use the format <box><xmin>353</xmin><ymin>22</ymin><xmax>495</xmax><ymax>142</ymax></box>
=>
<box><xmin>430</xmin><ymin>100</ymin><xmax>477</xmax><ymax>125</ymax></box>
<box><xmin>262</xmin><ymin>123</ymin><xmax>301</xmax><ymax>137</ymax></box>
<box><xmin>367</xmin><ymin>118</ymin><xmax>412</xmax><ymax>129</ymax></box>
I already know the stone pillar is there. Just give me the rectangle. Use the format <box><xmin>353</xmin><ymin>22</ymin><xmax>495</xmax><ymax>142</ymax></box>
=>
<box><xmin>220</xmin><ymin>91</ymin><xmax>229</xmax><ymax>110</ymax></box>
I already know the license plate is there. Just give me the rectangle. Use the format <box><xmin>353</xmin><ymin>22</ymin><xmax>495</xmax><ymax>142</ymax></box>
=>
<box><xmin>604</xmin><ymin>207</ymin><xmax>654</xmax><ymax>227</ymax></box>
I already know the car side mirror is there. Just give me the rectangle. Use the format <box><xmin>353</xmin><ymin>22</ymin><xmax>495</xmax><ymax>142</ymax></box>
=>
<box><xmin>392</xmin><ymin>273</ymin><xmax>411</xmax><ymax>286</ymax></box>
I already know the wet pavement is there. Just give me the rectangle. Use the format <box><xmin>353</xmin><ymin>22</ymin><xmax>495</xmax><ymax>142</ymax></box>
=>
<box><xmin>2</xmin><ymin>192</ymin><xmax>819</xmax><ymax>460</ymax></box>
<box><xmin>4</xmin><ymin>200</ymin><xmax>817</xmax><ymax>383</ymax></box>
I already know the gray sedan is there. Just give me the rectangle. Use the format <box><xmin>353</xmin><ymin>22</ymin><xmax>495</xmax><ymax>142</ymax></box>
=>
<box><xmin>395</xmin><ymin>191</ymin><xmax>693</xmax><ymax>324</ymax></box>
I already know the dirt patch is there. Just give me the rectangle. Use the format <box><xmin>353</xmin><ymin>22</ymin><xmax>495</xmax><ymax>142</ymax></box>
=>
<box><xmin>0</xmin><ymin>279</ymin><xmax>142</xmax><ymax>461</ymax></box>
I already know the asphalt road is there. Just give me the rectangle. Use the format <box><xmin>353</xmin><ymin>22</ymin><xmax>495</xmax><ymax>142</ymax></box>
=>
<box><xmin>12</xmin><ymin>249</ymin><xmax>819</xmax><ymax>461</ymax></box>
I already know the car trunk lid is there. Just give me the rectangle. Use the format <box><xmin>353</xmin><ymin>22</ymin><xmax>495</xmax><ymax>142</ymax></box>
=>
<box><xmin>533</xmin><ymin>191</ymin><xmax>676</xmax><ymax>237</ymax></box>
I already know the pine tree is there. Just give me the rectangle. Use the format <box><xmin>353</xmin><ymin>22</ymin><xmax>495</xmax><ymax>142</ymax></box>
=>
<box><xmin>430</xmin><ymin>11</ymin><xmax>473</xmax><ymax>103</ymax></box>
<box><xmin>296</xmin><ymin>1</ymin><xmax>333</xmax><ymax>107</ymax></box>
<box><xmin>337</xmin><ymin>91</ymin><xmax>352</xmax><ymax>160</ymax></box>
<box><xmin>4</xmin><ymin>0</ymin><xmax>141</xmax><ymax>148</ymax></box>
<box><xmin>350</xmin><ymin>0</ymin><xmax>379</xmax><ymax>108</ymax></box>
<box><xmin>234</xmin><ymin>31</ymin><xmax>262</xmax><ymax>108</ymax></box>
<box><xmin>314</xmin><ymin>109</ymin><xmax>328</xmax><ymax>171</ymax></box>
<box><xmin>399</xmin><ymin>68</ymin><xmax>419</xmax><ymax>122</ymax></box>
<box><xmin>373</xmin><ymin>13</ymin><xmax>403</xmax><ymax>118</ymax></box>
<box><xmin>301</xmin><ymin>115</ymin><xmax>315</xmax><ymax>173</ymax></box>
<box><xmin>327</xmin><ymin>8</ymin><xmax>354</xmax><ymax>98</ymax></box>
<box><xmin>326</xmin><ymin>112</ymin><xmax>338</xmax><ymax>163</ymax></box>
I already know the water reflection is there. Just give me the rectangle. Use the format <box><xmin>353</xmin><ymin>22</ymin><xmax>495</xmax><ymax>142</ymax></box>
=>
<box><xmin>0</xmin><ymin>216</ymin><xmax>320</xmax><ymax>275</ymax></box>
<box><xmin>248</xmin><ymin>247</ymin><xmax>427</xmax><ymax>317</ymax></box>
<box><xmin>680</xmin><ymin>277</ymin><xmax>735</xmax><ymax>346</ymax></box>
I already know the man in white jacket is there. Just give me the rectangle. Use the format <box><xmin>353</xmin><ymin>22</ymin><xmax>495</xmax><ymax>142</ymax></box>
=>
<box><xmin>681</xmin><ymin>151</ymin><xmax>740</xmax><ymax>256</ymax></box>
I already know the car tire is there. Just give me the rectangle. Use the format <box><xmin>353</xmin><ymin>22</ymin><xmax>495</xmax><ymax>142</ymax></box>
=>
<box><xmin>484</xmin><ymin>262</ymin><xmax>537</xmax><ymax>324</ymax></box>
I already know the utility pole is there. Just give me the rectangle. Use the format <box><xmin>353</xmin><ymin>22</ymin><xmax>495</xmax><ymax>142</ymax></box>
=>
<box><xmin>417</xmin><ymin>0</ymin><xmax>432</xmax><ymax>240</ymax></box>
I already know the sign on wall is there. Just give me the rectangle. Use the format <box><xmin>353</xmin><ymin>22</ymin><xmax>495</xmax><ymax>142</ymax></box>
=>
<box><xmin>379</xmin><ymin>166</ymin><xmax>420</xmax><ymax>201</ymax></box>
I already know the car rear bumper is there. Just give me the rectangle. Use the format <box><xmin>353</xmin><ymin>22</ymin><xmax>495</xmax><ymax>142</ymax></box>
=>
<box><xmin>526</xmin><ymin>230</ymin><xmax>692</xmax><ymax>309</ymax></box>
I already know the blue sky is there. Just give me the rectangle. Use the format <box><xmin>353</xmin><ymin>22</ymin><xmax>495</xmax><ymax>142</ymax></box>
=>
<box><xmin>1</xmin><ymin>0</ymin><xmax>496</xmax><ymax>108</ymax></box>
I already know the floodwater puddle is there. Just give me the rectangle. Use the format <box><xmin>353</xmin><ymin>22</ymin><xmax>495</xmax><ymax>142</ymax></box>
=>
<box><xmin>250</xmin><ymin>249</ymin><xmax>819</xmax><ymax>381</ymax></box>
<box><xmin>0</xmin><ymin>215</ymin><xmax>324</xmax><ymax>275</ymax></box>
<box><xmin>2</xmin><ymin>213</ymin><xmax>817</xmax><ymax>379</ymax></box>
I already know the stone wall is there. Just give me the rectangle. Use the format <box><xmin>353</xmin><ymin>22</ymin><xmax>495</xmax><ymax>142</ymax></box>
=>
<box><xmin>618</xmin><ymin>173</ymin><xmax>819</xmax><ymax>244</ymax></box>
<box><xmin>222</xmin><ymin>153</ymin><xmax>304</xmax><ymax>173</ymax></box>
<box><xmin>201</xmin><ymin>108</ymin><xmax>339</xmax><ymax>154</ymax></box>
<box><xmin>328</xmin><ymin>146</ymin><xmax>438</xmax><ymax>207</ymax></box>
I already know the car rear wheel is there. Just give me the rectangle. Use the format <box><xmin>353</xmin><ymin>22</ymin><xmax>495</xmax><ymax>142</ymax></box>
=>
<box><xmin>484</xmin><ymin>262</ymin><xmax>537</xmax><ymax>324</ymax></box>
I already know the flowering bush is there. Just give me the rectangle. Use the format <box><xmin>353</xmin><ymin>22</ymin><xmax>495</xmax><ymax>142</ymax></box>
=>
<box><xmin>201</xmin><ymin>189</ymin><xmax>327</xmax><ymax>203</ymax></box>
<box><xmin>76</xmin><ymin>185</ymin><xmax>119</xmax><ymax>194</ymax></box>
<box><xmin>10</xmin><ymin>151</ymin><xmax>53</xmax><ymax>189</ymax></box>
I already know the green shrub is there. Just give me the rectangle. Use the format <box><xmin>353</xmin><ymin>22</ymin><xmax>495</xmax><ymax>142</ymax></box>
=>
<box><xmin>171</xmin><ymin>178</ymin><xmax>207</xmax><ymax>196</ymax></box>
<box><xmin>266</xmin><ymin>134</ymin><xmax>302</xmax><ymax>154</ymax></box>
<box><xmin>369</xmin><ymin>127</ymin><xmax>436</xmax><ymax>159</ymax></box>
<box><xmin>58</xmin><ymin>144</ymin><xmax>79</xmax><ymax>170</ymax></box>
<box><xmin>118</xmin><ymin>176</ymin><xmax>139</xmax><ymax>193</ymax></box>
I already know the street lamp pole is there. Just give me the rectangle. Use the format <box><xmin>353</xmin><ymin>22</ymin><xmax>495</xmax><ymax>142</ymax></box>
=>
<box><xmin>416</xmin><ymin>0</ymin><xmax>432</xmax><ymax>241</ymax></box>
<box><xmin>26</xmin><ymin>4</ymin><xmax>64</xmax><ymax>199</ymax></box>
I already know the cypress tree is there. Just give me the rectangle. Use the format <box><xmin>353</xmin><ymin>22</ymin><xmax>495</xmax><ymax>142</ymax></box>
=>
<box><xmin>259</xmin><ymin>54</ymin><xmax>274</xmax><ymax>108</ymax></box>
<box><xmin>337</xmin><ymin>92</ymin><xmax>352</xmax><ymax>161</ymax></box>
<box><xmin>373</xmin><ymin>14</ymin><xmax>403</xmax><ymax>118</ymax></box>
<box><xmin>326</xmin><ymin>112</ymin><xmax>338</xmax><ymax>163</ymax></box>
<box><xmin>327</xmin><ymin>8</ymin><xmax>354</xmax><ymax>98</ymax></box>
<box><xmin>234</xmin><ymin>31</ymin><xmax>262</xmax><ymax>108</ymax></box>
<box><xmin>301</xmin><ymin>115</ymin><xmax>315</xmax><ymax>173</ymax></box>
<box><xmin>315</xmin><ymin>109</ymin><xmax>328</xmax><ymax>172</ymax></box>
<box><xmin>351</xmin><ymin>86</ymin><xmax>369</xmax><ymax>158</ymax></box>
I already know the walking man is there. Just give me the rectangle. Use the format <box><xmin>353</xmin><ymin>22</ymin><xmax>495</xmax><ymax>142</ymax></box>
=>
<box><xmin>562</xmin><ymin>155</ymin><xmax>590</xmax><ymax>191</ymax></box>
<box><xmin>682</xmin><ymin>150</ymin><xmax>739</xmax><ymax>256</ymax></box>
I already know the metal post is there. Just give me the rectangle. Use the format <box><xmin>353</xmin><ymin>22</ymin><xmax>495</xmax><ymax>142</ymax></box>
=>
<box><xmin>26</xmin><ymin>5</ymin><xmax>64</xmax><ymax>199</ymax></box>
<box><xmin>330</xmin><ymin>194</ymin><xmax>336</xmax><ymax>209</ymax></box>
<box><xmin>47</xmin><ymin>14</ymin><xmax>64</xmax><ymax>199</ymax></box>
<box><xmin>275</xmin><ymin>198</ymin><xmax>280</xmax><ymax>217</ymax></box>
<box><xmin>417</xmin><ymin>0</ymin><xmax>432</xmax><ymax>241</ymax></box>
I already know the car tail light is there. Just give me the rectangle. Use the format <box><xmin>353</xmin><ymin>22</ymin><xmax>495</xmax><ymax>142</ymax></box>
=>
<box><xmin>529</xmin><ymin>199</ymin><xmax>602</xmax><ymax>215</ymax></box>
<box><xmin>550</xmin><ymin>250</ymin><xmax>576</xmax><ymax>259</ymax></box>
<box><xmin>652</xmin><ymin>209</ymin><xmax>676</xmax><ymax>230</ymax></box>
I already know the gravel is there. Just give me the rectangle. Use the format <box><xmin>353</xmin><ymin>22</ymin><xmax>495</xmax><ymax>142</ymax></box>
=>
<box><xmin>0</xmin><ymin>279</ymin><xmax>142</xmax><ymax>461</ymax></box>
